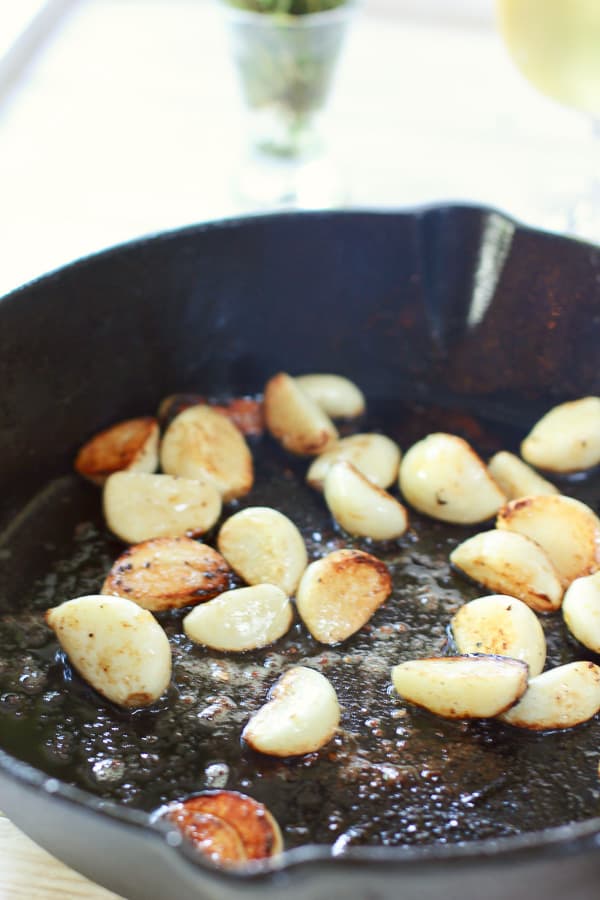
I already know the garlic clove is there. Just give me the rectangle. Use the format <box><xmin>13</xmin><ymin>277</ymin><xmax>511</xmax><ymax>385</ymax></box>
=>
<box><xmin>296</xmin><ymin>548</ymin><xmax>392</xmax><ymax>644</ymax></box>
<box><xmin>391</xmin><ymin>655</ymin><xmax>528</xmax><ymax>719</ymax></box>
<box><xmin>488</xmin><ymin>451</ymin><xmax>558</xmax><ymax>499</ymax></box>
<box><xmin>521</xmin><ymin>396</ymin><xmax>600</xmax><ymax>473</ymax></box>
<box><xmin>307</xmin><ymin>433</ymin><xmax>401</xmax><ymax>491</ymax></box>
<box><xmin>242</xmin><ymin>666</ymin><xmax>340</xmax><ymax>757</ymax></box>
<box><xmin>217</xmin><ymin>506</ymin><xmax>307</xmax><ymax>595</ymax></box>
<box><xmin>500</xmin><ymin>661</ymin><xmax>600</xmax><ymax>730</ymax></box>
<box><xmin>103</xmin><ymin>472</ymin><xmax>222</xmax><ymax>544</ymax></box>
<box><xmin>45</xmin><ymin>594</ymin><xmax>171</xmax><ymax>708</ymax></box>
<box><xmin>324</xmin><ymin>460</ymin><xmax>408</xmax><ymax>540</ymax></box>
<box><xmin>294</xmin><ymin>373</ymin><xmax>365</xmax><ymax>419</ymax></box>
<box><xmin>74</xmin><ymin>417</ymin><xmax>159</xmax><ymax>486</ymax></box>
<box><xmin>562</xmin><ymin>571</ymin><xmax>600</xmax><ymax>654</ymax></box>
<box><xmin>263</xmin><ymin>372</ymin><xmax>338</xmax><ymax>456</ymax></box>
<box><xmin>166</xmin><ymin>810</ymin><xmax>247</xmax><ymax>866</ymax></box>
<box><xmin>183</xmin><ymin>584</ymin><xmax>293</xmax><ymax>652</ymax></box>
<box><xmin>450</xmin><ymin>529</ymin><xmax>563</xmax><ymax>613</ymax></box>
<box><xmin>160</xmin><ymin>405</ymin><xmax>253</xmax><ymax>502</ymax></box>
<box><xmin>101</xmin><ymin>537</ymin><xmax>230</xmax><ymax>611</ymax></box>
<box><xmin>398</xmin><ymin>433</ymin><xmax>506</xmax><ymax>524</ymax></box>
<box><xmin>451</xmin><ymin>594</ymin><xmax>546</xmax><ymax>677</ymax></box>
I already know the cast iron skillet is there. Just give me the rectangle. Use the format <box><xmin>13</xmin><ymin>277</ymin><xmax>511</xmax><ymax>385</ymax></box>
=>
<box><xmin>1</xmin><ymin>206</ymin><xmax>600</xmax><ymax>900</ymax></box>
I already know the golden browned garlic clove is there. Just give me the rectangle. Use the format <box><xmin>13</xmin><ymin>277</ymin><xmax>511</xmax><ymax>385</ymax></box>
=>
<box><xmin>263</xmin><ymin>372</ymin><xmax>338</xmax><ymax>456</ymax></box>
<box><xmin>451</xmin><ymin>594</ymin><xmax>546</xmax><ymax>677</ymax></box>
<box><xmin>45</xmin><ymin>595</ymin><xmax>171</xmax><ymax>708</ymax></box>
<box><xmin>500</xmin><ymin>661</ymin><xmax>600</xmax><ymax>730</ymax></box>
<box><xmin>242</xmin><ymin>666</ymin><xmax>340</xmax><ymax>757</ymax></box>
<box><xmin>398</xmin><ymin>433</ymin><xmax>506</xmax><ymax>524</ymax></box>
<box><xmin>101</xmin><ymin>537</ymin><xmax>230</xmax><ymax>611</ymax></box>
<box><xmin>450</xmin><ymin>529</ymin><xmax>563</xmax><ymax>613</ymax></box>
<box><xmin>562</xmin><ymin>572</ymin><xmax>600</xmax><ymax>654</ymax></box>
<box><xmin>391</xmin><ymin>656</ymin><xmax>528</xmax><ymax>719</ymax></box>
<box><xmin>294</xmin><ymin>373</ymin><xmax>366</xmax><ymax>418</ymax></box>
<box><xmin>74</xmin><ymin>417</ymin><xmax>159</xmax><ymax>486</ymax></box>
<box><xmin>307</xmin><ymin>433</ymin><xmax>401</xmax><ymax>491</ymax></box>
<box><xmin>521</xmin><ymin>396</ymin><xmax>600</xmax><ymax>473</ymax></box>
<box><xmin>488</xmin><ymin>451</ymin><xmax>558</xmax><ymax>499</ymax></box>
<box><xmin>324</xmin><ymin>461</ymin><xmax>409</xmax><ymax>540</ymax></box>
<box><xmin>160</xmin><ymin>405</ymin><xmax>253</xmax><ymax>502</ymax></box>
<box><xmin>296</xmin><ymin>548</ymin><xmax>392</xmax><ymax>644</ymax></box>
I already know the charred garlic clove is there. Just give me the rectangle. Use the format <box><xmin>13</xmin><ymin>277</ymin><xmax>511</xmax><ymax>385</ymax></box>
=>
<box><xmin>101</xmin><ymin>537</ymin><xmax>230</xmax><ymax>611</ymax></box>
<box><xmin>74</xmin><ymin>417</ymin><xmax>159</xmax><ymax>486</ymax></box>
<box><xmin>296</xmin><ymin>548</ymin><xmax>392</xmax><ymax>644</ymax></box>
<box><xmin>307</xmin><ymin>433</ymin><xmax>401</xmax><ymax>491</ymax></box>
<box><xmin>242</xmin><ymin>666</ymin><xmax>340</xmax><ymax>757</ymax></box>
<box><xmin>217</xmin><ymin>507</ymin><xmax>307</xmax><ymax>595</ymax></box>
<box><xmin>521</xmin><ymin>397</ymin><xmax>600</xmax><ymax>474</ymax></box>
<box><xmin>562</xmin><ymin>572</ymin><xmax>600</xmax><ymax>654</ymax></box>
<box><xmin>263</xmin><ymin>372</ymin><xmax>338</xmax><ymax>456</ymax></box>
<box><xmin>451</xmin><ymin>594</ymin><xmax>546</xmax><ymax>677</ymax></box>
<box><xmin>45</xmin><ymin>595</ymin><xmax>171</xmax><ymax>708</ymax></box>
<box><xmin>398</xmin><ymin>433</ymin><xmax>506</xmax><ymax>524</ymax></box>
<box><xmin>488</xmin><ymin>451</ymin><xmax>558</xmax><ymax>499</ymax></box>
<box><xmin>160</xmin><ymin>405</ymin><xmax>253</xmax><ymax>502</ymax></box>
<box><xmin>103</xmin><ymin>472</ymin><xmax>222</xmax><ymax>544</ymax></box>
<box><xmin>294</xmin><ymin>373</ymin><xmax>365</xmax><ymax>419</ymax></box>
<box><xmin>500</xmin><ymin>661</ymin><xmax>600</xmax><ymax>730</ymax></box>
<box><xmin>450</xmin><ymin>530</ymin><xmax>563</xmax><ymax>613</ymax></box>
<box><xmin>183</xmin><ymin>584</ymin><xmax>293</xmax><ymax>652</ymax></box>
<box><xmin>324</xmin><ymin>460</ymin><xmax>408</xmax><ymax>540</ymax></box>
<box><xmin>166</xmin><ymin>791</ymin><xmax>283</xmax><ymax>863</ymax></box>
<box><xmin>496</xmin><ymin>494</ymin><xmax>600</xmax><ymax>588</ymax></box>
<box><xmin>391</xmin><ymin>656</ymin><xmax>528</xmax><ymax>719</ymax></box>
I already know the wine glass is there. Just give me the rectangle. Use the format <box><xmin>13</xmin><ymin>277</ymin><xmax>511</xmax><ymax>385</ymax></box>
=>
<box><xmin>496</xmin><ymin>0</ymin><xmax>600</xmax><ymax>240</ymax></box>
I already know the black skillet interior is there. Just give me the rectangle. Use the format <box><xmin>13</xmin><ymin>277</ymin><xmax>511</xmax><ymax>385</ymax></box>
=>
<box><xmin>1</xmin><ymin>206</ymin><xmax>600</xmax><ymax>866</ymax></box>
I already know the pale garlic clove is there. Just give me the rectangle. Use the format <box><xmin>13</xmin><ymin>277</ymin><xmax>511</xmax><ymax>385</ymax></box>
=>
<box><xmin>488</xmin><ymin>451</ymin><xmax>558</xmax><ymax>499</ymax></box>
<box><xmin>294</xmin><ymin>373</ymin><xmax>365</xmax><ymax>419</ymax></box>
<box><xmin>296</xmin><ymin>548</ymin><xmax>392</xmax><ymax>644</ymax></box>
<box><xmin>562</xmin><ymin>572</ymin><xmax>600</xmax><ymax>654</ymax></box>
<box><xmin>307</xmin><ymin>433</ymin><xmax>401</xmax><ymax>491</ymax></box>
<box><xmin>101</xmin><ymin>536</ymin><xmax>230</xmax><ymax>611</ymax></box>
<box><xmin>183</xmin><ymin>584</ymin><xmax>293</xmax><ymax>652</ymax></box>
<box><xmin>450</xmin><ymin>530</ymin><xmax>563</xmax><ymax>613</ymax></box>
<box><xmin>217</xmin><ymin>506</ymin><xmax>307</xmax><ymax>595</ymax></box>
<box><xmin>500</xmin><ymin>661</ymin><xmax>600</xmax><ymax>730</ymax></box>
<box><xmin>160</xmin><ymin>405</ymin><xmax>253</xmax><ymax>502</ymax></box>
<box><xmin>398</xmin><ymin>433</ymin><xmax>506</xmax><ymax>524</ymax></box>
<box><xmin>242</xmin><ymin>666</ymin><xmax>340</xmax><ymax>757</ymax></box>
<box><xmin>521</xmin><ymin>396</ymin><xmax>600</xmax><ymax>473</ymax></box>
<box><xmin>103</xmin><ymin>472</ymin><xmax>222</xmax><ymax>544</ymax></box>
<box><xmin>166</xmin><ymin>791</ymin><xmax>283</xmax><ymax>861</ymax></box>
<box><xmin>496</xmin><ymin>494</ymin><xmax>600</xmax><ymax>588</ymax></box>
<box><xmin>324</xmin><ymin>460</ymin><xmax>408</xmax><ymax>540</ymax></box>
<box><xmin>45</xmin><ymin>595</ymin><xmax>171</xmax><ymax>708</ymax></box>
<box><xmin>74</xmin><ymin>417</ymin><xmax>159</xmax><ymax>486</ymax></box>
<box><xmin>391</xmin><ymin>656</ymin><xmax>528</xmax><ymax>719</ymax></box>
<box><xmin>451</xmin><ymin>594</ymin><xmax>546</xmax><ymax>677</ymax></box>
<box><xmin>263</xmin><ymin>372</ymin><xmax>338</xmax><ymax>456</ymax></box>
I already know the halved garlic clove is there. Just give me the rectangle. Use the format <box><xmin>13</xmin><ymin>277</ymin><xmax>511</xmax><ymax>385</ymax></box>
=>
<box><xmin>101</xmin><ymin>537</ymin><xmax>230</xmax><ymax>611</ymax></box>
<box><xmin>391</xmin><ymin>656</ymin><xmax>528</xmax><ymax>719</ymax></box>
<box><xmin>183</xmin><ymin>584</ymin><xmax>293</xmax><ymax>652</ymax></box>
<box><xmin>74</xmin><ymin>417</ymin><xmax>159</xmax><ymax>486</ymax></box>
<box><xmin>398</xmin><ymin>433</ymin><xmax>506</xmax><ymax>524</ymax></box>
<box><xmin>451</xmin><ymin>594</ymin><xmax>546</xmax><ymax>677</ymax></box>
<box><xmin>496</xmin><ymin>494</ymin><xmax>600</xmax><ymax>588</ymax></box>
<box><xmin>158</xmin><ymin>394</ymin><xmax>264</xmax><ymax>437</ymax></box>
<box><xmin>166</xmin><ymin>810</ymin><xmax>247</xmax><ymax>866</ymax></box>
<box><xmin>324</xmin><ymin>461</ymin><xmax>408</xmax><ymax>540</ymax></box>
<box><xmin>450</xmin><ymin>530</ymin><xmax>563</xmax><ymax>613</ymax></box>
<box><xmin>103</xmin><ymin>472</ymin><xmax>222</xmax><ymax>544</ymax></box>
<box><xmin>500</xmin><ymin>661</ymin><xmax>600</xmax><ymax>730</ymax></box>
<box><xmin>160</xmin><ymin>405</ymin><xmax>253</xmax><ymax>502</ymax></box>
<box><xmin>263</xmin><ymin>372</ymin><xmax>338</xmax><ymax>456</ymax></box>
<box><xmin>242</xmin><ymin>666</ymin><xmax>340</xmax><ymax>757</ymax></box>
<box><xmin>45</xmin><ymin>594</ymin><xmax>171</xmax><ymax>708</ymax></box>
<box><xmin>166</xmin><ymin>790</ymin><xmax>282</xmax><ymax>862</ymax></box>
<box><xmin>307</xmin><ymin>433</ymin><xmax>401</xmax><ymax>491</ymax></box>
<box><xmin>294</xmin><ymin>373</ymin><xmax>365</xmax><ymax>419</ymax></box>
<box><xmin>562</xmin><ymin>572</ymin><xmax>600</xmax><ymax>654</ymax></box>
<box><xmin>217</xmin><ymin>507</ymin><xmax>307</xmax><ymax>595</ymax></box>
<box><xmin>521</xmin><ymin>396</ymin><xmax>600</xmax><ymax>473</ymax></box>
<box><xmin>488</xmin><ymin>451</ymin><xmax>558</xmax><ymax>499</ymax></box>
<box><xmin>296</xmin><ymin>548</ymin><xmax>392</xmax><ymax>644</ymax></box>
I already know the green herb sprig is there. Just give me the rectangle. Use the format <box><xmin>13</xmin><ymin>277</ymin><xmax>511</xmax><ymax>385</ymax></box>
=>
<box><xmin>223</xmin><ymin>0</ymin><xmax>348</xmax><ymax>14</ymax></box>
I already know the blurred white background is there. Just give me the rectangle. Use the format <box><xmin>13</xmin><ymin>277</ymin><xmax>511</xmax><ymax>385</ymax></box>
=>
<box><xmin>0</xmin><ymin>0</ymin><xmax>594</xmax><ymax>295</ymax></box>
